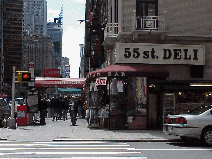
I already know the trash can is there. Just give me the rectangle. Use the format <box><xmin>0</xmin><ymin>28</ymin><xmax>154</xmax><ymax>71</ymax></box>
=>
<box><xmin>17</xmin><ymin>104</ymin><xmax>28</xmax><ymax>126</ymax></box>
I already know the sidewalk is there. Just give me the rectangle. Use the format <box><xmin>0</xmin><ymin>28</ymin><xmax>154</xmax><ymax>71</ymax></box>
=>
<box><xmin>0</xmin><ymin>117</ymin><xmax>180</xmax><ymax>142</ymax></box>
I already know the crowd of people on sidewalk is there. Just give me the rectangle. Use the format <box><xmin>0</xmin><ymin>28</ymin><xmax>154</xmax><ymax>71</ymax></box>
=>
<box><xmin>38</xmin><ymin>94</ymin><xmax>86</xmax><ymax>125</ymax></box>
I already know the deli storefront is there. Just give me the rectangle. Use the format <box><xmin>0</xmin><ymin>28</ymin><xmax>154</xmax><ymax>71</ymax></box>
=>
<box><xmin>86</xmin><ymin>64</ymin><xmax>169</xmax><ymax>130</ymax></box>
<box><xmin>86</xmin><ymin>42</ymin><xmax>209</xmax><ymax>130</ymax></box>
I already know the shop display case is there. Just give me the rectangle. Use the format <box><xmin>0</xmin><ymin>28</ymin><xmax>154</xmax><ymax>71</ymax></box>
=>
<box><xmin>163</xmin><ymin>93</ymin><xmax>175</xmax><ymax>121</ymax></box>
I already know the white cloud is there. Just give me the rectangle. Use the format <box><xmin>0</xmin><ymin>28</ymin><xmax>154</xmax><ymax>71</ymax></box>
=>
<box><xmin>47</xmin><ymin>8</ymin><xmax>60</xmax><ymax>22</ymax></box>
<box><xmin>71</xmin><ymin>0</ymin><xmax>86</xmax><ymax>4</ymax></box>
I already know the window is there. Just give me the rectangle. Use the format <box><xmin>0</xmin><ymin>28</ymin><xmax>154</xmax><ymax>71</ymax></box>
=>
<box><xmin>191</xmin><ymin>65</ymin><xmax>203</xmax><ymax>78</ymax></box>
<box><xmin>136</xmin><ymin>0</ymin><xmax>158</xmax><ymax>29</ymax></box>
<box><xmin>136</xmin><ymin>0</ymin><xmax>158</xmax><ymax>17</ymax></box>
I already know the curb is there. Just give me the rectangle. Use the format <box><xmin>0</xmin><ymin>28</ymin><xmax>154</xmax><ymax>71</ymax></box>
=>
<box><xmin>53</xmin><ymin>138</ymin><xmax>181</xmax><ymax>142</ymax></box>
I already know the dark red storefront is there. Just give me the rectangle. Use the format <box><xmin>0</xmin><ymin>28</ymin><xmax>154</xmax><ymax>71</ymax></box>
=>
<box><xmin>86</xmin><ymin>64</ymin><xmax>169</xmax><ymax>130</ymax></box>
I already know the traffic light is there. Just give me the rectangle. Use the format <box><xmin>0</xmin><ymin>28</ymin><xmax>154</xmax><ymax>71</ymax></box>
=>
<box><xmin>17</xmin><ymin>73</ymin><xmax>22</xmax><ymax>83</ymax></box>
<box><xmin>22</xmin><ymin>72</ymin><xmax>31</xmax><ymax>82</ymax></box>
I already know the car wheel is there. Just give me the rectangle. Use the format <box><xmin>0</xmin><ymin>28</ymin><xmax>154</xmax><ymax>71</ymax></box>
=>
<box><xmin>201</xmin><ymin>128</ymin><xmax>212</xmax><ymax>146</ymax></box>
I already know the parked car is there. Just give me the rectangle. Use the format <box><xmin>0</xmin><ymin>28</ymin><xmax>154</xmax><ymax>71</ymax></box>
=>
<box><xmin>164</xmin><ymin>105</ymin><xmax>212</xmax><ymax>146</ymax></box>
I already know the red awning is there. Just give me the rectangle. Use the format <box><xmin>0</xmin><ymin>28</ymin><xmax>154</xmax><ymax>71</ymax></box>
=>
<box><xmin>86</xmin><ymin>64</ymin><xmax>169</xmax><ymax>81</ymax></box>
<box><xmin>34</xmin><ymin>77</ymin><xmax>86</xmax><ymax>88</ymax></box>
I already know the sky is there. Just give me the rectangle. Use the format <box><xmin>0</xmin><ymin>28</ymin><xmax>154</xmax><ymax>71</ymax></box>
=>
<box><xmin>47</xmin><ymin>0</ymin><xmax>86</xmax><ymax>78</ymax></box>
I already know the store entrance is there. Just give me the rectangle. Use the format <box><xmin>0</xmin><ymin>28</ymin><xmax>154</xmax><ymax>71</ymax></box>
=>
<box><xmin>109</xmin><ymin>78</ymin><xmax>126</xmax><ymax>129</ymax></box>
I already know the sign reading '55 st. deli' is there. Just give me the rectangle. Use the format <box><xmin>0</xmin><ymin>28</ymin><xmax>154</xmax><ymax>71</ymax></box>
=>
<box><xmin>116</xmin><ymin>43</ymin><xmax>205</xmax><ymax>65</ymax></box>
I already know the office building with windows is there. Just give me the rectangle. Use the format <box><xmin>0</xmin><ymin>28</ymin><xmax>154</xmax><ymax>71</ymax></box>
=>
<box><xmin>23</xmin><ymin>0</ymin><xmax>47</xmax><ymax>37</ymax></box>
<box><xmin>22</xmin><ymin>35</ymin><xmax>55</xmax><ymax>76</ymax></box>
<box><xmin>0</xmin><ymin>0</ymin><xmax>3</xmax><ymax>93</ymax></box>
<box><xmin>47</xmin><ymin>18</ymin><xmax>63</xmax><ymax>69</ymax></box>
<box><xmin>2</xmin><ymin>0</ymin><xmax>23</xmax><ymax>93</ymax></box>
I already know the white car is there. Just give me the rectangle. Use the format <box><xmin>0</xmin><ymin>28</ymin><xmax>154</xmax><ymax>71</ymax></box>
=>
<box><xmin>164</xmin><ymin>105</ymin><xmax>212</xmax><ymax>146</ymax></box>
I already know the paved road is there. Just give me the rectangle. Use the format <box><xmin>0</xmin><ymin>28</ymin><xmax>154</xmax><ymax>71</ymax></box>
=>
<box><xmin>0</xmin><ymin>140</ymin><xmax>148</xmax><ymax>158</ymax></box>
<box><xmin>129</xmin><ymin>140</ymin><xmax>212</xmax><ymax>159</ymax></box>
<box><xmin>0</xmin><ymin>118</ymin><xmax>180</xmax><ymax>142</ymax></box>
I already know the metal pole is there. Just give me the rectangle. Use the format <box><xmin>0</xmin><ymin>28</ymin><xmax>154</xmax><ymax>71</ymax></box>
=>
<box><xmin>11</xmin><ymin>66</ymin><xmax>15</xmax><ymax>118</ymax></box>
<box><xmin>89</xmin><ymin>57</ymin><xmax>90</xmax><ymax>72</ymax></box>
<box><xmin>9</xmin><ymin>66</ymin><xmax>16</xmax><ymax>129</ymax></box>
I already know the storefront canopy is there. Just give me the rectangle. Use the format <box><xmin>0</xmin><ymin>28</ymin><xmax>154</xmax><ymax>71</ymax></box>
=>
<box><xmin>86</xmin><ymin>64</ymin><xmax>169</xmax><ymax>81</ymax></box>
<box><xmin>58</xmin><ymin>88</ymin><xmax>82</xmax><ymax>94</ymax></box>
<box><xmin>34</xmin><ymin>77</ymin><xmax>86</xmax><ymax>88</ymax></box>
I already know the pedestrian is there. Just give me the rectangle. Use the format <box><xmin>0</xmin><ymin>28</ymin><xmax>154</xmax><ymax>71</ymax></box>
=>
<box><xmin>51</xmin><ymin>94</ymin><xmax>59</xmax><ymax>121</ymax></box>
<box><xmin>63</xmin><ymin>96</ymin><xmax>69</xmax><ymax>121</ymax></box>
<box><xmin>77</xmin><ymin>97</ymin><xmax>82</xmax><ymax>118</ymax></box>
<box><xmin>74</xmin><ymin>97</ymin><xmax>79</xmax><ymax>117</ymax></box>
<box><xmin>70</xmin><ymin>96</ymin><xmax>76</xmax><ymax>125</ymax></box>
<box><xmin>38</xmin><ymin>97</ymin><xmax>46</xmax><ymax>125</ymax></box>
<box><xmin>58</xmin><ymin>96</ymin><xmax>64</xmax><ymax>120</ymax></box>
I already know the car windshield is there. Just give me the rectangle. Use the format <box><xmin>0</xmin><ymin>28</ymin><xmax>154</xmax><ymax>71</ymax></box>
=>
<box><xmin>187</xmin><ymin>105</ymin><xmax>212</xmax><ymax>115</ymax></box>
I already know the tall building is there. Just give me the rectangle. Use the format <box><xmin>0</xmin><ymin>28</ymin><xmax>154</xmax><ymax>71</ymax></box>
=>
<box><xmin>79</xmin><ymin>44</ymin><xmax>85</xmax><ymax>78</ymax></box>
<box><xmin>22</xmin><ymin>35</ymin><xmax>55</xmax><ymax>76</ymax></box>
<box><xmin>2</xmin><ymin>0</ymin><xmax>23</xmax><ymax>89</ymax></box>
<box><xmin>84</xmin><ymin>0</ymin><xmax>212</xmax><ymax>130</ymax></box>
<box><xmin>61</xmin><ymin>57</ymin><xmax>69</xmax><ymax>78</ymax></box>
<box><xmin>47</xmin><ymin>6</ymin><xmax>63</xmax><ymax>69</ymax></box>
<box><xmin>23</xmin><ymin>0</ymin><xmax>47</xmax><ymax>37</ymax></box>
<box><xmin>22</xmin><ymin>0</ymin><xmax>56</xmax><ymax>77</ymax></box>
<box><xmin>0</xmin><ymin>0</ymin><xmax>3</xmax><ymax>93</ymax></box>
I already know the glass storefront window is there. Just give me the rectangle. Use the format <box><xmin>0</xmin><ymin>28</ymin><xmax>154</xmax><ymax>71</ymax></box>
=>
<box><xmin>126</xmin><ymin>77</ymin><xmax>147</xmax><ymax>116</ymax></box>
<box><xmin>109</xmin><ymin>78</ymin><xmax>126</xmax><ymax>116</ymax></box>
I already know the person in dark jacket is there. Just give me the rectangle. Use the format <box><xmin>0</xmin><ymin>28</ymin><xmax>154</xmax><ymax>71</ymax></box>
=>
<box><xmin>38</xmin><ymin>97</ymin><xmax>46</xmax><ymax>125</ymax></box>
<box><xmin>51</xmin><ymin>94</ymin><xmax>59</xmax><ymax>121</ymax></box>
<box><xmin>63</xmin><ymin>96</ymin><xmax>69</xmax><ymax>121</ymax></box>
<box><xmin>70</xmin><ymin>96</ymin><xmax>76</xmax><ymax>125</ymax></box>
<box><xmin>58</xmin><ymin>96</ymin><xmax>64</xmax><ymax>120</ymax></box>
<box><xmin>74</xmin><ymin>97</ymin><xmax>80</xmax><ymax>117</ymax></box>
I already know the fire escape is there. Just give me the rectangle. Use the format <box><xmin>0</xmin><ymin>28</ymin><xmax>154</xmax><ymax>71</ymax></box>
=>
<box><xmin>89</xmin><ymin>0</ymin><xmax>104</xmax><ymax>69</ymax></box>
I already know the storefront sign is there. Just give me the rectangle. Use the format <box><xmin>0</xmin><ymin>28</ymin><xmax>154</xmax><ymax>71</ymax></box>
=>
<box><xmin>95</xmin><ymin>77</ymin><xmax>107</xmax><ymax>86</ymax></box>
<box><xmin>127</xmin><ymin>116</ymin><xmax>133</xmax><ymax>123</ymax></box>
<box><xmin>65</xmin><ymin>65</ymin><xmax>70</xmax><ymax>76</ymax></box>
<box><xmin>44</xmin><ymin>69</ymin><xmax>60</xmax><ymax>77</ymax></box>
<box><xmin>116</xmin><ymin>43</ymin><xmax>205</xmax><ymax>65</ymax></box>
<box><xmin>34</xmin><ymin>77</ymin><xmax>85</xmax><ymax>88</ymax></box>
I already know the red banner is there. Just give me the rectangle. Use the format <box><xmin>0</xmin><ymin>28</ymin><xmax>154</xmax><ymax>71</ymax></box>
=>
<box><xmin>44</xmin><ymin>69</ymin><xmax>60</xmax><ymax>77</ymax></box>
<box><xmin>34</xmin><ymin>77</ymin><xmax>86</xmax><ymax>88</ymax></box>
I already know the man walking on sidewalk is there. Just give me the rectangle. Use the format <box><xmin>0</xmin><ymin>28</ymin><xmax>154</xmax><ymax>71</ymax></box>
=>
<box><xmin>70</xmin><ymin>96</ymin><xmax>76</xmax><ymax>125</ymax></box>
<box><xmin>51</xmin><ymin>94</ymin><xmax>59</xmax><ymax>121</ymax></box>
<box><xmin>38</xmin><ymin>97</ymin><xmax>47</xmax><ymax>125</ymax></box>
<box><xmin>63</xmin><ymin>96</ymin><xmax>69</xmax><ymax>121</ymax></box>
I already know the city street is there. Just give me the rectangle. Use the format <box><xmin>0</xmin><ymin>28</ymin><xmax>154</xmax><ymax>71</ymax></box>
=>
<box><xmin>0</xmin><ymin>117</ymin><xmax>179</xmax><ymax>141</ymax></box>
<box><xmin>0</xmin><ymin>140</ymin><xmax>147</xmax><ymax>158</ymax></box>
<box><xmin>0</xmin><ymin>117</ymin><xmax>211</xmax><ymax>158</ymax></box>
<box><xmin>130</xmin><ymin>141</ymin><xmax>212</xmax><ymax>159</ymax></box>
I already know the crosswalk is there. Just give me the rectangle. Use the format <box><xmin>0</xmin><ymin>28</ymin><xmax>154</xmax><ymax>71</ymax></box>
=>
<box><xmin>0</xmin><ymin>140</ymin><xmax>148</xmax><ymax>158</ymax></box>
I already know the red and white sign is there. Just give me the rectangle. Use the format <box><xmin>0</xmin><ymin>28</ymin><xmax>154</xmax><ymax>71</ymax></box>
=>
<box><xmin>95</xmin><ymin>77</ymin><xmax>107</xmax><ymax>86</ymax></box>
<box><xmin>29</xmin><ymin>63</ymin><xmax>34</xmax><ymax>68</ymax></box>
<box><xmin>34</xmin><ymin>77</ymin><xmax>86</xmax><ymax>88</ymax></box>
<box><xmin>44</xmin><ymin>69</ymin><xmax>60</xmax><ymax>77</ymax></box>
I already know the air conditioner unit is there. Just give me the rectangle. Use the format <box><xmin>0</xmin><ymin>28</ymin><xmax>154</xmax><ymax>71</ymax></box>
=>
<box><xmin>145</xmin><ymin>20</ymin><xmax>154</xmax><ymax>28</ymax></box>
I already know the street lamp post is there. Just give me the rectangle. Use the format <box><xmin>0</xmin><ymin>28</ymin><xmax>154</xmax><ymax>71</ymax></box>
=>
<box><xmin>9</xmin><ymin>66</ymin><xmax>16</xmax><ymax>129</ymax></box>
